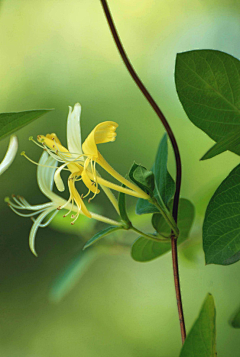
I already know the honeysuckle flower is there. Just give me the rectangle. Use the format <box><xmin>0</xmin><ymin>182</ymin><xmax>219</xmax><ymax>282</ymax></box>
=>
<box><xmin>31</xmin><ymin>103</ymin><xmax>149</xmax><ymax>219</ymax></box>
<box><xmin>0</xmin><ymin>135</ymin><xmax>18</xmax><ymax>175</ymax></box>
<box><xmin>6</xmin><ymin>151</ymin><xmax>122</xmax><ymax>256</ymax></box>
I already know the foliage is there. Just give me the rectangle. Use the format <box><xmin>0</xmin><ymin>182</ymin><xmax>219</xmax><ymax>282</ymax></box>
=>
<box><xmin>136</xmin><ymin>133</ymin><xmax>175</xmax><ymax>214</ymax></box>
<box><xmin>203</xmin><ymin>164</ymin><xmax>240</xmax><ymax>265</ymax></box>
<box><xmin>179</xmin><ymin>294</ymin><xmax>216</xmax><ymax>357</ymax></box>
<box><xmin>176</xmin><ymin>49</ymin><xmax>240</xmax><ymax>267</ymax></box>
<box><xmin>131</xmin><ymin>198</ymin><xmax>194</xmax><ymax>262</ymax></box>
<box><xmin>0</xmin><ymin>109</ymin><xmax>52</xmax><ymax>141</ymax></box>
<box><xmin>175</xmin><ymin>50</ymin><xmax>240</xmax><ymax>159</ymax></box>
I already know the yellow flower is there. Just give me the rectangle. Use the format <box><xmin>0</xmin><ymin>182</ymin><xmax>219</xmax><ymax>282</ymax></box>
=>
<box><xmin>33</xmin><ymin>103</ymin><xmax>149</xmax><ymax>220</ymax></box>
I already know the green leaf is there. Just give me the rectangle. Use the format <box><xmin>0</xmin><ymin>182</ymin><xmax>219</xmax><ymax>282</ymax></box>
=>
<box><xmin>175</xmin><ymin>50</ymin><xmax>240</xmax><ymax>157</ymax></box>
<box><xmin>49</xmin><ymin>250</ymin><xmax>99</xmax><ymax>303</ymax></box>
<box><xmin>136</xmin><ymin>133</ymin><xmax>175</xmax><ymax>215</ymax></box>
<box><xmin>230</xmin><ymin>306</ymin><xmax>240</xmax><ymax>328</ymax></box>
<box><xmin>153</xmin><ymin>133</ymin><xmax>175</xmax><ymax>203</ymax></box>
<box><xmin>118</xmin><ymin>187</ymin><xmax>131</xmax><ymax>227</ymax></box>
<box><xmin>201</xmin><ymin>127</ymin><xmax>240</xmax><ymax>160</ymax></box>
<box><xmin>129</xmin><ymin>162</ymin><xmax>155</xmax><ymax>194</ymax></box>
<box><xmin>0</xmin><ymin>109</ymin><xmax>53</xmax><ymax>141</ymax></box>
<box><xmin>131</xmin><ymin>198</ymin><xmax>194</xmax><ymax>262</ymax></box>
<box><xmin>135</xmin><ymin>198</ymin><xmax>159</xmax><ymax>215</ymax></box>
<box><xmin>180</xmin><ymin>294</ymin><xmax>216</xmax><ymax>357</ymax></box>
<box><xmin>83</xmin><ymin>226</ymin><xmax>122</xmax><ymax>250</ymax></box>
<box><xmin>203</xmin><ymin>164</ymin><xmax>240</xmax><ymax>265</ymax></box>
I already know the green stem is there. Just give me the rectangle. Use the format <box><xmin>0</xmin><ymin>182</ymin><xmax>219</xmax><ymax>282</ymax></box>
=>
<box><xmin>131</xmin><ymin>226</ymin><xmax>170</xmax><ymax>243</ymax></box>
<box><xmin>151</xmin><ymin>197</ymin><xmax>179</xmax><ymax>237</ymax></box>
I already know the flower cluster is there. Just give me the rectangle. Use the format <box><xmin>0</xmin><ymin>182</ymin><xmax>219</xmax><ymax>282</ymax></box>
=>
<box><xmin>7</xmin><ymin>104</ymin><xmax>148</xmax><ymax>256</ymax></box>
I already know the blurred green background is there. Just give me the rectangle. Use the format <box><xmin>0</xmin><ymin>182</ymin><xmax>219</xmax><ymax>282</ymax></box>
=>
<box><xmin>0</xmin><ymin>0</ymin><xmax>240</xmax><ymax>356</ymax></box>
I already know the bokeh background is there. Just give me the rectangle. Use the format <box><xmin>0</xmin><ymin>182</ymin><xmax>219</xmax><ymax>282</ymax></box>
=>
<box><xmin>0</xmin><ymin>0</ymin><xmax>240</xmax><ymax>356</ymax></box>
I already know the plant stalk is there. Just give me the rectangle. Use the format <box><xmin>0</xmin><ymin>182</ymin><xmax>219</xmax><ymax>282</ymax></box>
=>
<box><xmin>99</xmin><ymin>0</ymin><xmax>185</xmax><ymax>343</ymax></box>
<box><xmin>131</xmin><ymin>226</ymin><xmax>170</xmax><ymax>242</ymax></box>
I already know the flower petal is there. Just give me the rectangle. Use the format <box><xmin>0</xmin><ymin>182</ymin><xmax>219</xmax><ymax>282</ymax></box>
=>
<box><xmin>37</xmin><ymin>152</ymin><xmax>60</xmax><ymax>201</ymax></box>
<box><xmin>68</xmin><ymin>177</ymin><xmax>92</xmax><ymax>218</ymax></box>
<box><xmin>82</xmin><ymin>121</ymin><xmax>118</xmax><ymax>157</ymax></box>
<box><xmin>81</xmin><ymin>169</ymin><xmax>100</xmax><ymax>194</ymax></box>
<box><xmin>29</xmin><ymin>206</ymin><xmax>55</xmax><ymax>256</ymax></box>
<box><xmin>67</xmin><ymin>103</ymin><xmax>83</xmax><ymax>156</ymax></box>
<box><xmin>0</xmin><ymin>135</ymin><xmax>18</xmax><ymax>175</ymax></box>
<box><xmin>54</xmin><ymin>164</ymin><xmax>66</xmax><ymax>192</ymax></box>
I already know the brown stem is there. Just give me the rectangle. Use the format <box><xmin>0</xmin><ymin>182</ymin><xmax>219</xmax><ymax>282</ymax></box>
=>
<box><xmin>171</xmin><ymin>236</ymin><xmax>186</xmax><ymax>343</ymax></box>
<box><xmin>99</xmin><ymin>0</ymin><xmax>186</xmax><ymax>343</ymax></box>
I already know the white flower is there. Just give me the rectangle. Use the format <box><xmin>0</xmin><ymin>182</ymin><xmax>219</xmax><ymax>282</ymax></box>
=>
<box><xmin>0</xmin><ymin>135</ymin><xmax>18</xmax><ymax>175</ymax></box>
<box><xmin>6</xmin><ymin>151</ymin><xmax>121</xmax><ymax>257</ymax></box>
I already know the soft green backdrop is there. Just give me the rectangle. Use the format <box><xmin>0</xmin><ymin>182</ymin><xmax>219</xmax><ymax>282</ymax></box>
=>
<box><xmin>0</xmin><ymin>0</ymin><xmax>240</xmax><ymax>356</ymax></box>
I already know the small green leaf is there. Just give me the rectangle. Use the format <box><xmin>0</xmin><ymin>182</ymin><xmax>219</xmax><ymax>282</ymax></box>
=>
<box><xmin>49</xmin><ymin>250</ymin><xmax>99</xmax><ymax>303</ymax></box>
<box><xmin>118</xmin><ymin>187</ymin><xmax>131</xmax><ymax>227</ymax></box>
<box><xmin>153</xmin><ymin>133</ymin><xmax>175</xmax><ymax>204</ymax></box>
<box><xmin>134</xmin><ymin>199</ymin><xmax>159</xmax><ymax>215</ymax></box>
<box><xmin>129</xmin><ymin>162</ymin><xmax>155</xmax><ymax>195</ymax></box>
<box><xmin>230</xmin><ymin>306</ymin><xmax>240</xmax><ymax>328</ymax></box>
<box><xmin>131</xmin><ymin>198</ymin><xmax>194</xmax><ymax>262</ymax></box>
<box><xmin>180</xmin><ymin>294</ymin><xmax>216</xmax><ymax>357</ymax></box>
<box><xmin>175</xmin><ymin>50</ymin><xmax>240</xmax><ymax>157</ymax></box>
<box><xmin>0</xmin><ymin>109</ymin><xmax>53</xmax><ymax>141</ymax></box>
<box><xmin>83</xmin><ymin>226</ymin><xmax>122</xmax><ymax>250</ymax></box>
<box><xmin>203</xmin><ymin>164</ymin><xmax>240</xmax><ymax>265</ymax></box>
<box><xmin>201</xmin><ymin>128</ymin><xmax>240</xmax><ymax>160</ymax></box>
<box><xmin>136</xmin><ymin>133</ymin><xmax>175</xmax><ymax>215</ymax></box>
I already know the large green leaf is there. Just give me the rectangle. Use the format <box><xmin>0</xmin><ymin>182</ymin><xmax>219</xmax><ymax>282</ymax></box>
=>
<box><xmin>0</xmin><ymin>109</ymin><xmax>53</xmax><ymax>141</ymax></box>
<box><xmin>136</xmin><ymin>133</ymin><xmax>175</xmax><ymax>214</ymax></box>
<box><xmin>203</xmin><ymin>164</ymin><xmax>240</xmax><ymax>265</ymax></box>
<box><xmin>83</xmin><ymin>226</ymin><xmax>122</xmax><ymax>250</ymax></box>
<box><xmin>180</xmin><ymin>294</ymin><xmax>216</xmax><ymax>357</ymax></box>
<box><xmin>131</xmin><ymin>198</ymin><xmax>194</xmax><ymax>262</ymax></box>
<box><xmin>175</xmin><ymin>50</ymin><xmax>240</xmax><ymax>158</ymax></box>
<box><xmin>230</xmin><ymin>306</ymin><xmax>240</xmax><ymax>328</ymax></box>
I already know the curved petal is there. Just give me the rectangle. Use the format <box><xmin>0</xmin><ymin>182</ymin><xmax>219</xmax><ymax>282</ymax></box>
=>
<box><xmin>29</xmin><ymin>206</ymin><xmax>55</xmax><ymax>256</ymax></box>
<box><xmin>0</xmin><ymin>135</ymin><xmax>18</xmax><ymax>175</ymax></box>
<box><xmin>82</xmin><ymin>121</ymin><xmax>118</xmax><ymax>158</ymax></box>
<box><xmin>68</xmin><ymin>177</ymin><xmax>92</xmax><ymax>218</ymax></box>
<box><xmin>37</xmin><ymin>152</ymin><xmax>60</xmax><ymax>201</ymax></box>
<box><xmin>54</xmin><ymin>163</ymin><xmax>67</xmax><ymax>192</ymax></box>
<box><xmin>67</xmin><ymin>103</ymin><xmax>83</xmax><ymax>156</ymax></box>
<box><xmin>81</xmin><ymin>169</ymin><xmax>100</xmax><ymax>195</ymax></box>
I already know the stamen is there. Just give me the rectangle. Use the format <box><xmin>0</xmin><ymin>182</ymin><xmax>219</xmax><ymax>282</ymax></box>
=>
<box><xmin>71</xmin><ymin>210</ymin><xmax>80</xmax><ymax>225</ymax></box>
<box><xmin>83</xmin><ymin>189</ymin><xmax>91</xmax><ymax>199</ymax></box>
<box><xmin>21</xmin><ymin>151</ymin><xmax>70</xmax><ymax>172</ymax></box>
<box><xmin>8</xmin><ymin>205</ymin><xmax>47</xmax><ymax>218</ymax></box>
<box><xmin>7</xmin><ymin>196</ymin><xmax>52</xmax><ymax>211</ymax></box>
<box><xmin>29</xmin><ymin>136</ymin><xmax>45</xmax><ymax>149</ymax></box>
<box><xmin>18</xmin><ymin>196</ymin><xmax>31</xmax><ymax>207</ymax></box>
<box><xmin>63</xmin><ymin>200</ymin><xmax>74</xmax><ymax>217</ymax></box>
<box><xmin>43</xmin><ymin>145</ymin><xmax>66</xmax><ymax>163</ymax></box>
<box><xmin>58</xmin><ymin>195</ymin><xmax>72</xmax><ymax>210</ymax></box>
<box><xmin>12</xmin><ymin>195</ymin><xmax>24</xmax><ymax>207</ymax></box>
<box><xmin>32</xmin><ymin>209</ymin><xmax>58</xmax><ymax>227</ymax></box>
